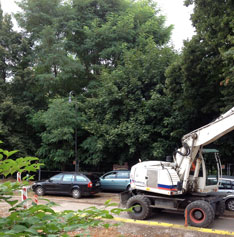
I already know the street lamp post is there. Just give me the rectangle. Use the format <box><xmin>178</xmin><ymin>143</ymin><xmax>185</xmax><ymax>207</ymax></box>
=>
<box><xmin>69</xmin><ymin>91</ymin><xmax>79</xmax><ymax>172</ymax></box>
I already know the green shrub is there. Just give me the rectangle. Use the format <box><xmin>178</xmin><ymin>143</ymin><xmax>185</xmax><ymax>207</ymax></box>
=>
<box><xmin>0</xmin><ymin>141</ymin><xmax>125</xmax><ymax>236</ymax></box>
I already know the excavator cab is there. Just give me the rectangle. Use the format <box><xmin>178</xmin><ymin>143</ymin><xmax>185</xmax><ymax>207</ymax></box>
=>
<box><xmin>203</xmin><ymin>148</ymin><xmax>221</xmax><ymax>187</ymax></box>
<box><xmin>189</xmin><ymin>148</ymin><xmax>221</xmax><ymax>193</ymax></box>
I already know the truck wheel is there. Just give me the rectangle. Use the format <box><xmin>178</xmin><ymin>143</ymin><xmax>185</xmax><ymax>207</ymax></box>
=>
<box><xmin>186</xmin><ymin>200</ymin><xmax>214</xmax><ymax>228</ymax></box>
<box><xmin>215</xmin><ymin>200</ymin><xmax>225</xmax><ymax>217</ymax></box>
<box><xmin>126</xmin><ymin>195</ymin><xmax>151</xmax><ymax>220</ymax></box>
<box><xmin>226</xmin><ymin>198</ymin><xmax>234</xmax><ymax>211</ymax></box>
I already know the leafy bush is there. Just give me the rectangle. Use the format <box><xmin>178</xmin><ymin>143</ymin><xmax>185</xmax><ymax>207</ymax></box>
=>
<box><xmin>0</xmin><ymin>141</ymin><xmax>125</xmax><ymax>236</ymax></box>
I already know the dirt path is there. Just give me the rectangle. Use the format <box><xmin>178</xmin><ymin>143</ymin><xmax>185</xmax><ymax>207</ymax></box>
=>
<box><xmin>36</xmin><ymin>193</ymin><xmax>234</xmax><ymax>237</ymax></box>
<box><xmin>1</xmin><ymin>191</ymin><xmax>234</xmax><ymax>236</ymax></box>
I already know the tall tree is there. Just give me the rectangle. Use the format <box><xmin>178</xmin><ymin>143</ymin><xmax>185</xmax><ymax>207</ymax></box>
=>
<box><xmin>165</xmin><ymin>0</ymin><xmax>234</xmax><ymax>167</ymax></box>
<box><xmin>19</xmin><ymin>0</ymin><xmax>174</xmax><ymax>170</ymax></box>
<box><xmin>16</xmin><ymin>0</ymin><xmax>86</xmax><ymax>97</ymax></box>
<box><xmin>0</xmin><ymin>5</ymin><xmax>36</xmax><ymax>155</ymax></box>
<box><xmin>185</xmin><ymin>1</ymin><xmax>234</xmax><ymax>167</ymax></box>
<box><xmin>67</xmin><ymin>0</ymin><xmax>172</xmax><ymax>74</ymax></box>
<box><xmin>80</xmin><ymin>38</ymin><xmax>176</xmax><ymax>169</ymax></box>
<box><xmin>31</xmin><ymin>98</ymin><xmax>79</xmax><ymax>170</ymax></box>
<box><xmin>15</xmin><ymin>0</ymin><xmax>172</xmax><ymax>98</ymax></box>
<box><xmin>184</xmin><ymin>0</ymin><xmax>234</xmax><ymax>112</ymax></box>
<box><xmin>0</xmin><ymin>5</ymin><xmax>22</xmax><ymax>82</ymax></box>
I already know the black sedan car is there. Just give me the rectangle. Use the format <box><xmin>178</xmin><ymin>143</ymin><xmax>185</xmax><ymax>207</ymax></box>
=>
<box><xmin>32</xmin><ymin>172</ymin><xmax>101</xmax><ymax>199</ymax></box>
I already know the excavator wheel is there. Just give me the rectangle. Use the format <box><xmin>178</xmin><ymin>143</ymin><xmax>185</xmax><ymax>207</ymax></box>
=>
<box><xmin>186</xmin><ymin>200</ymin><xmax>214</xmax><ymax>228</ymax></box>
<box><xmin>126</xmin><ymin>195</ymin><xmax>152</xmax><ymax>220</ymax></box>
<box><xmin>215</xmin><ymin>200</ymin><xmax>225</xmax><ymax>218</ymax></box>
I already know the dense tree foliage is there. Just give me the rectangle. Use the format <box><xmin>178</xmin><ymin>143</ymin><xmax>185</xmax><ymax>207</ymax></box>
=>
<box><xmin>0</xmin><ymin>144</ymin><xmax>126</xmax><ymax>236</ymax></box>
<box><xmin>0</xmin><ymin>0</ymin><xmax>233</xmax><ymax>172</ymax></box>
<box><xmin>166</xmin><ymin>0</ymin><xmax>234</xmax><ymax>165</ymax></box>
<box><xmin>185</xmin><ymin>0</ymin><xmax>234</xmax><ymax>112</ymax></box>
<box><xmin>80</xmin><ymin>39</ymin><xmax>176</xmax><ymax>168</ymax></box>
<box><xmin>11</xmin><ymin>0</ymin><xmax>174</xmax><ymax>170</ymax></box>
<box><xmin>0</xmin><ymin>8</ymin><xmax>21</xmax><ymax>82</ymax></box>
<box><xmin>32</xmin><ymin>98</ymin><xmax>79</xmax><ymax>170</ymax></box>
<box><xmin>0</xmin><ymin>8</ymin><xmax>35</xmax><ymax>155</ymax></box>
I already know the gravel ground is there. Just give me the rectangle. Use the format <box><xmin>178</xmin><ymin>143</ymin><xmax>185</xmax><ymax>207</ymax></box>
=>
<box><xmin>66</xmin><ymin>220</ymin><xmax>229</xmax><ymax>237</ymax></box>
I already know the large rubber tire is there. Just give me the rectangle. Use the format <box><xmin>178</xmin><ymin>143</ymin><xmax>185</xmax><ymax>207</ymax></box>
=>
<box><xmin>215</xmin><ymin>200</ymin><xmax>225</xmax><ymax>217</ymax></box>
<box><xmin>35</xmin><ymin>186</ymin><xmax>45</xmax><ymax>196</ymax></box>
<box><xmin>72</xmin><ymin>188</ymin><xmax>81</xmax><ymax>199</ymax></box>
<box><xmin>186</xmin><ymin>200</ymin><xmax>214</xmax><ymax>228</ymax></box>
<box><xmin>126</xmin><ymin>195</ymin><xmax>151</xmax><ymax>220</ymax></box>
<box><xmin>226</xmin><ymin>198</ymin><xmax>234</xmax><ymax>211</ymax></box>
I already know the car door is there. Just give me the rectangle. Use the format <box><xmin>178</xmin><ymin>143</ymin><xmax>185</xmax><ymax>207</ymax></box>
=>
<box><xmin>75</xmin><ymin>174</ymin><xmax>88</xmax><ymax>193</ymax></box>
<box><xmin>101</xmin><ymin>172</ymin><xmax>118</xmax><ymax>190</ymax></box>
<box><xmin>116</xmin><ymin>171</ymin><xmax>130</xmax><ymax>191</ymax></box>
<box><xmin>219</xmin><ymin>179</ymin><xmax>232</xmax><ymax>192</ymax></box>
<box><xmin>58</xmin><ymin>174</ymin><xmax>74</xmax><ymax>194</ymax></box>
<box><xmin>44</xmin><ymin>173</ymin><xmax>63</xmax><ymax>193</ymax></box>
<box><xmin>231</xmin><ymin>181</ymin><xmax>234</xmax><ymax>192</ymax></box>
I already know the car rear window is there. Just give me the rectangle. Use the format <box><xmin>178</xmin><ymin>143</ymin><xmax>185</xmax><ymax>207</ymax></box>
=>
<box><xmin>75</xmin><ymin>175</ymin><xmax>87</xmax><ymax>182</ymax></box>
<box><xmin>232</xmin><ymin>181</ymin><xmax>234</xmax><ymax>188</ymax></box>
<box><xmin>117</xmin><ymin>171</ymin><xmax>130</xmax><ymax>178</ymax></box>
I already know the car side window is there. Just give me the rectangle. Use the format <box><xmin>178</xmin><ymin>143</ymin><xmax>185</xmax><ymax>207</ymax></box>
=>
<box><xmin>117</xmin><ymin>172</ymin><xmax>130</xmax><ymax>179</ymax></box>
<box><xmin>75</xmin><ymin>175</ymin><xmax>87</xmax><ymax>182</ymax></box>
<box><xmin>231</xmin><ymin>181</ymin><xmax>234</xmax><ymax>189</ymax></box>
<box><xmin>50</xmin><ymin>174</ymin><xmax>63</xmax><ymax>181</ymax></box>
<box><xmin>104</xmin><ymin>172</ymin><xmax>116</xmax><ymax>179</ymax></box>
<box><xmin>220</xmin><ymin>180</ymin><xmax>231</xmax><ymax>189</ymax></box>
<box><xmin>62</xmin><ymin>174</ymin><xmax>74</xmax><ymax>182</ymax></box>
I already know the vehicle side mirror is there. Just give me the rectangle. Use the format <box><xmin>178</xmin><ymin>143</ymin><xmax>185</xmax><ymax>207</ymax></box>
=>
<box><xmin>48</xmin><ymin>179</ymin><xmax>52</xmax><ymax>182</ymax></box>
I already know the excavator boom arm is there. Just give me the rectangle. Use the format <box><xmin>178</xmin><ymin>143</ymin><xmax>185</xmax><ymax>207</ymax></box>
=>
<box><xmin>175</xmin><ymin>106</ymin><xmax>234</xmax><ymax>192</ymax></box>
<box><xmin>182</xmin><ymin>107</ymin><xmax>234</xmax><ymax>148</ymax></box>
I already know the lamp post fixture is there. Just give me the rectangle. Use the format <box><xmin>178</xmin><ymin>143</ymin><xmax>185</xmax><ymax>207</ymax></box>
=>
<box><xmin>69</xmin><ymin>91</ymin><xmax>79</xmax><ymax>172</ymax></box>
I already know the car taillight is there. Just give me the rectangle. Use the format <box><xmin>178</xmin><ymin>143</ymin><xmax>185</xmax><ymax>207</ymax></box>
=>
<box><xmin>88</xmin><ymin>182</ymin><xmax>93</xmax><ymax>188</ymax></box>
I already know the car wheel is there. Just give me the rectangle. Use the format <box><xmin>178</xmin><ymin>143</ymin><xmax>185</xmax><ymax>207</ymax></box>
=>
<box><xmin>226</xmin><ymin>198</ymin><xmax>234</xmax><ymax>211</ymax></box>
<box><xmin>35</xmin><ymin>186</ymin><xmax>45</xmax><ymax>196</ymax></box>
<box><xmin>186</xmin><ymin>200</ymin><xmax>214</xmax><ymax>228</ymax></box>
<box><xmin>126</xmin><ymin>195</ymin><xmax>152</xmax><ymax>220</ymax></box>
<box><xmin>72</xmin><ymin>188</ymin><xmax>81</xmax><ymax>199</ymax></box>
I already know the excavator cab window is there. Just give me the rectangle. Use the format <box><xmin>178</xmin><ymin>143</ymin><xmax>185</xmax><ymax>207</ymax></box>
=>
<box><xmin>203</xmin><ymin>149</ymin><xmax>220</xmax><ymax>186</ymax></box>
<box><xmin>189</xmin><ymin>159</ymin><xmax>203</xmax><ymax>177</ymax></box>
